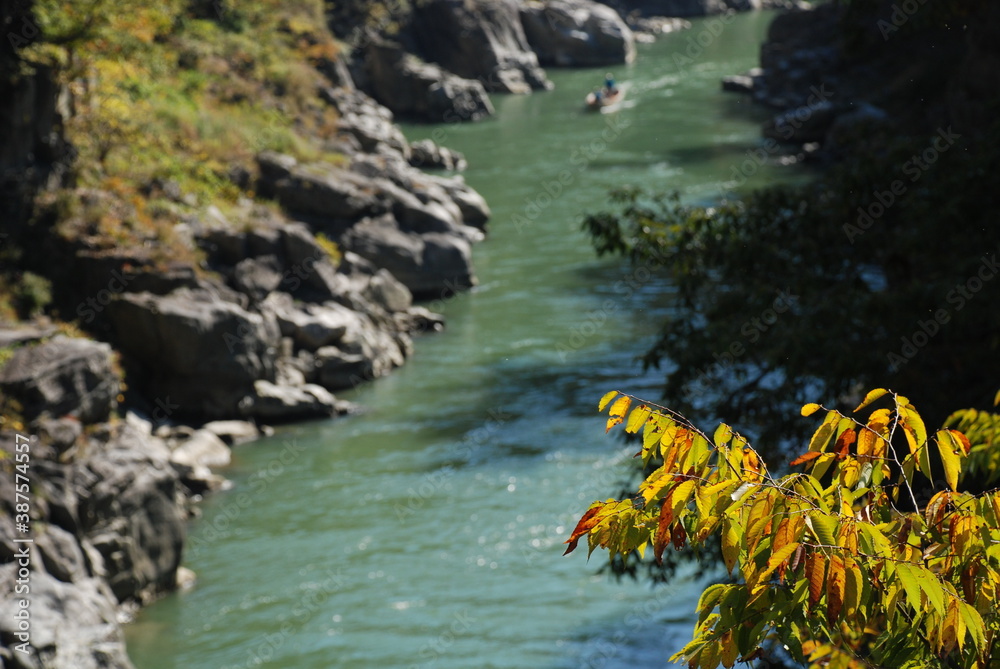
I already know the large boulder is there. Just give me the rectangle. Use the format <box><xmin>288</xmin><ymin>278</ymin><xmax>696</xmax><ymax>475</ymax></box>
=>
<box><xmin>520</xmin><ymin>0</ymin><xmax>636</xmax><ymax>67</ymax></box>
<box><xmin>106</xmin><ymin>288</ymin><xmax>279</xmax><ymax>418</ymax></box>
<box><xmin>361</xmin><ymin>39</ymin><xmax>495</xmax><ymax>123</ymax></box>
<box><xmin>410</xmin><ymin>0</ymin><xmax>552</xmax><ymax>94</ymax></box>
<box><xmin>0</xmin><ymin>336</ymin><xmax>119</xmax><ymax>425</ymax></box>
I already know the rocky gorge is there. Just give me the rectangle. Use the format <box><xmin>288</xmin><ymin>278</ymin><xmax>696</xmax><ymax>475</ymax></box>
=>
<box><xmin>1</xmin><ymin>1</ymin><xmax>835</xmax><ymax>667</ymax></box>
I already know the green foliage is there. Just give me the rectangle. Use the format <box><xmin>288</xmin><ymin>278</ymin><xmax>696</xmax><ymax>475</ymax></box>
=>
<box><xmin>567</xmin><ymin>389</ymin><xmax>1000</xmax><ymax>668</ymax></box>
<box><xmin>13</xmin><ymin>0</ymin><xmax>348</xmax><ymax>271</ymax></box>
<box><xmin>583</xmin><ymin>121</ymin><xmax>1000</xmax><ymax>443</ymax></box>
<box><xmin>314</xmin><ymin>232</ymin><xmax>342</xmax><ymax>266</ymax></box>
<box><xmin>12</xmin><ymin>272</ymin><xmax>53</xmax><ymax>318</ymax></box>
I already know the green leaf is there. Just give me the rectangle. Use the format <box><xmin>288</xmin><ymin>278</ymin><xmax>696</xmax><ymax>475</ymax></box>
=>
<box><xmin>894</xmin><ymin>562</ymin><xmax>924</xmax><ymax>611</ymax></box>
<box><xmin>807</xmin><ymin>513</ymin><xmax>838</xmax><ymax>547</ymax></box>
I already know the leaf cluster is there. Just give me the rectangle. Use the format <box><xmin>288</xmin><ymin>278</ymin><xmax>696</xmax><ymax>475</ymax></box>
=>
<box><xmin>566</xmin><ymin>389</ymin><xmax>1000</xmax><ymax>669</ymax></box>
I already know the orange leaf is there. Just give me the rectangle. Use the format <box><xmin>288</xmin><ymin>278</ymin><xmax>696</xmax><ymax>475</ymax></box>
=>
<box><xmin>671</xmin><ymin>523</ymin><xmax>687</xmax><ymax>551</ymax></box>
<box><xmin>563</xmin><ymin>504</ymin><xmax>603</xmax><ymax>555</ymax></box>
<box><xmin>789</xmin><ymin>451</ymin><xmax>823</xmax><ymax>466</ymax></box>
<box><xmin>806</xmin><ymin>552</ymin><xmax>826</xmax><ymax>607</ymax></box>
<box><xmin>654</xmin><ymin>492</ymin><xmax>674</xmax><ymax>564</ymax></box>
<box><xmin>834</xmin><ymin>428</ymin><xmax>857</xmax><ymax>458</ymax></box>
<box><xmin>827</xmin><ymin>555</ymin><xmax>846</xmax><ymax>623</ymax></box>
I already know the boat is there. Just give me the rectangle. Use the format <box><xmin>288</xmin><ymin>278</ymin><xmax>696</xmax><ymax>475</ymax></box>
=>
<box><xmin>585</xmin><ymin>87</ymin><xmax>624</xmax><ymax>111</ymax></box>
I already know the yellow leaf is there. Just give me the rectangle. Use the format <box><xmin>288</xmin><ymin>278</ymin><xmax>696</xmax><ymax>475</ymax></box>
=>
<box><xmin>625</xmin><ymin>404</ymin><xmax>651</xmax><ymax>434</ymax></box>
<box><xmin>598</xmin><ymin>390</ymin><xmax>619</xmax><ymax>411</ymax></box>
<box><xmin>606</xmin><ymin>396</ymin><xmax>631</xmax><ymax>433</ymax></box>
<box><xmin>714</xmin><ymin>423</ymin><xmax>732</xmax><ymax>446</ymax></box>
<box><xmin>756</xmin><ymin>541</ymin><xmax>800</xmax><ymax>588</ymax></box>
<box><xmin>844</xmin><ymin>558</ymin><xmax>862</xmax><ymax>617</ymax></box>
<box><xmin>853</xmin><ymin>388</ymin><xmax>888</xmax><ymax>413</ymax></box>
<box><xmin>808</xmin><ymin>411</ymin><xmax>840</xmax><ymax>454</ymax></box>
<box><xmin>722</xmin><ymin>518</ymin><xmax>740</xmax><ymax>574</ymax></box>
<box><xmin>801</xmin><ymin>402</ymin><xmax>821</xmax><ymax>417</ymax></box>
<box><xmin>720</xmin><ymin>630</ymin><xmax>738</xmax><ymax>669</ymax></box>
<box><xmin>936</xmin><ymin>429</ymin><xmax>962</xmax><ymax>492</ymax></box>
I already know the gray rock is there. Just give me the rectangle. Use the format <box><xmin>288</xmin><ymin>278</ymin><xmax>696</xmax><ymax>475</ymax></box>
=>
<box><xmin>271</xmin><ymin>162</ymin><xmax>382</xmax><ymax>221</ymax></box>
<box><xmin>0</xmin><ymin>567</ymin><xmax>134</xmax><ymax>669</ymax></box>
<box><xmin>170</xmin><ymin>429</ymin><xmax>231</xmax><ymax>469</ymax></box>
<box><xmin>520</xmin><ymin>0</ymin><xmax>636</xmax><ymax>67</ymax></box>
<box><xmin>320</xmin><ymin>86</ymin><xmax>412</xmax><ymax>158</ymax></box>
<box><xmin>35</xmin><ymin>524</ymin><xmax>88</xmax><ymax>584</ymax></box>
<box><xmin>365</xmin><ymin>269</ymin><xmax>413</xmax><ymax>313</ymax></box>
<box><xmin>248</xmin><ymin>380</ymin><xmax>344</xmax><ymax>421</ymax></box>
<box><xmin>107</xmin><ymin>289</ymin><xmax>279</xmax><ymax>418</ymax></box>
<box><xmin>362</xmin><ymin>39</ymin><xmax>495</xmax><ymax>123</ymax></box>
<box><xmin>200</xmin><ymin>419</ymin><xmax>260</xmax><ymax>446</ymax></box>
<box><xmin>0</xmin><ymin>335</ymin><xmax>119</xmax><ymax>425</ymax></box>
<box><xmin>340</xmin><ymin>216</ymin><xmax>476</xmax><ymax>299</ymax></box>
<box><xmin>231</xmin><ymin>255</ymin><xmax>284</xmax><ymax>302</ymax></box>
<box><xmin>273</xmin><ymin>301</ymin><xmax>356</xmax><ymax>351</ymax></box>
<box><xmin>426</xmin><ymin>173</ymin><xmax>491</xmax><ymax>229</ymax></box>
<box><xmin>411</xmin><ymin>0</ymin><xmax>552</xmax><ymax>93</ymax></box>
<box><xmin>80</xmin><ymin>432</ymin><xmax>187</xmax><ymax>603</ymax></box>
<box><xmin>408</xmin><ymin>139</ymin><xmax>467</xmax><ymax>171</ymax></box>
<box><xmin>35</xmin><ymin>416</ymin><xmax>83</xmax><ymax>454</ymax></box>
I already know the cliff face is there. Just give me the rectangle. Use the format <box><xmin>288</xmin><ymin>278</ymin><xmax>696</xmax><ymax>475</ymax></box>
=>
<box><xmin>0</xmin><ymin>2</ymin><xmax>489</xmax><ymax>667</ymax></box>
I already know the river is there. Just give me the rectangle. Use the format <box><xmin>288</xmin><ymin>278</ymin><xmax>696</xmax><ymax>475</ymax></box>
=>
<box><xmin>125</xmin><ymin>11</ymin><xmax>800</xmax><ymax>668</ymax></box>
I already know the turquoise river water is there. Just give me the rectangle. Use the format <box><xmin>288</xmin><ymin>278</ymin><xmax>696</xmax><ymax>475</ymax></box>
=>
<box><xmin>125</xmin><ymin>11</ymin><xmax>803</xmax><ymax>668</ymax></box>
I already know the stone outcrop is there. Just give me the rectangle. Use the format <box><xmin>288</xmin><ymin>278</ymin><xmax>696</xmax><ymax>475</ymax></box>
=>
<box><xmin>256</xmin><ymin>150</ymin><xmax>486</xmax><ymax>298</ymax></box>
<box><xmin>361</xmin><ymin>38</ymin><xmax>495</xmax><ymax>123</ymax></box>
<box><xmin>0</xmin><ymin>415</ymin><xmax>191</xmax><ymax>669</ymax></box>
<box><xmin>0</xmin><ymin>336</ymin><xmax>119</xmax><ymax>426</ymax></box>
<box><xmin>520</xmin><ymin>0</ymin><xmax>636</xmax><ymax>67</ymax></box>
<box><xmin>410</xmin><ymin>0</ymin><xmax>552</xmax><ymax>94</ymax></box>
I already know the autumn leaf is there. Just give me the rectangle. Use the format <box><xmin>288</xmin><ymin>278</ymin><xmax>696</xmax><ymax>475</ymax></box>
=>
<box><xmin>606</xmin><ymin>395</ymin><xmax>631</xmax><ymax>433</ymax></box>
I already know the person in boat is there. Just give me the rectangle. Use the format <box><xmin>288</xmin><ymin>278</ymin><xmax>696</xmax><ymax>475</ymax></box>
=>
<box><xmin>604</xmin><ymin>73</ymin><xmax>617</xmax><ymax>96</ymax></box>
